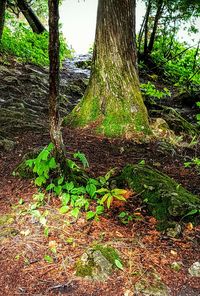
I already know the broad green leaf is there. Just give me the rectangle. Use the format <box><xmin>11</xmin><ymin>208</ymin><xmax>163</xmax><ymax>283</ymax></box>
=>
<box><xmin>49</xmin><ymin>157</ymin><xmax>57</xmax><ymax>169</ymax></box>
<box><xmin>96</xmin><ymin>188</ymin><xmax>109</xmax><ymax>194</ymax></box>
<box><xmin>39</xmin><ymin>149</ymin><xmax>49</xmax><ymax>161</ymax></box>
<box><xmin>44</xmin><ymin>255</ymin><xmax>53</xmax><ymax>263</ymax></box>
<box><xmin>107</xmin><ymin>195</ymin><xmax>113</xmax><ymax>209</ymax></box>
<box><xmin>35</xmin><ymin>176</ymin><xmax>46</xmax><ymax>186</ymax></box>
<box><xmin>86</xmin><ymin>211</ymin><xmax>96</xmax><ymax>220</ymax></box>
<box><xmin>73</xmin><ymin>151</ymin><xmax>89</xmax><ymax>168</ymax></box>
<box><xmin>112</xmin><ymin>189</ymin><xmax>127</xmax><ymax>195</ymax></box>
<box><xmin>61</xmin><ymin>193</ymin><xmax>71</xmax><ymax>205</ymax></box>
<box><xmin>47</xmin><ymin>142</ymin><xmax>54</xmax><ymax>152</ymax></box>
<box><xmin>67</xmin><ymin>159</ymin><xmax>79</xmax><ymax>169</ymax></box>
<box><xmin>118</xmin><ymin>212</ymin><xmax>126</xmax><ymax>218</ymax></box>
<box><xmin>115</xmin><ymin>259</ymin><xmax>123</xmax><ymax>270</ymax></box>
<box><xmin>96</xmin><ymin>205</ymin><xmax>104</xmax><ymax>215</ymax></box>
<box><xmin>26</xmin><ymin>159</ymin><xmax>34</xmax><ymax>167</ymax></box>
<box><xmin>86</xmin><ymin>184</ymin><xmax>96</xmax><ymax>198</ymax></box>
<box><xmin>63</xmin><ymin>181</ymin><xmax>74</xmax><ymax>191</ymax></box>
<box><xmin>71</xmin><ymin>186</ymin><xmax>86</xmax><ymax>194</ymax></box>
<box><xmin>114</xmin><ymin>195</ymin><xmax>126</xmax><ymax>201</ymax></box>
<box><xmin>44</xmin><ymin>227</ymin><xmax>49</xmax><ymax>237</ymax></box>
<box><xmin>59</xmin><ymin>205</ymin><xmax>69</xmax><ymax>214</ymax></box>
<box><xmin>54</xmin><ymin>185</ymin><xmax>62</xmax><ymax>195</ymax></box>
<box><xmin>196</xmin><ymin>114</ymin><xmax>200</xmax><ymax>120</ymax></box>
<box><xmin>46</xmin><ymin>183</ymin><xmax>55</xmax><ymax>191</ymax></box>
<box><xmin>58</xmin><ymin>176</ymin><xmax>64</xmax><ymax>185</ymax></box>
<box><xmin>71</xmin><ymin>207</ymin><xmax>80</xmax><ymax>219</ymax></box>
<box><xmin>100</xmin><ymin>193</ymin><xmax>109</xmax><ymax>204</ymax></box>
<box><xmin>185</xmin><ymin>209</ymin><xmax>198</xmax><ymax>217</ymax></box>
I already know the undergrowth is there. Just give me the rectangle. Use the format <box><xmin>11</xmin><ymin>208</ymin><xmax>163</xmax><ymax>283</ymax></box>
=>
<box><xmin>25</xmin><ymin>143</ymin><xmax>127</xmax><ymax>221</ymax></box>
<box><xmin>0</xmin><ymin>15</ymin><xmax>72</xmax><ymax>66</ymax></box>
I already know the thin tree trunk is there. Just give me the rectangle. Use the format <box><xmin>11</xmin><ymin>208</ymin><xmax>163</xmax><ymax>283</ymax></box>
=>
<box><xmin>147</xmin><ymin>0</ymin><xmax>164</xmax><ymax>54</ymax></box>
<box><xmin>193</xmin><ymin>40</ymin><xmax>200</xmax><ymax>71</ymax></box>
<box><xmin>137</xmin><ymin>11</ymin><xmax>146</xmax><ymax>54</ymax></box>
<box><xmin>48</xmin><ymin>0</ymin><xmax>65</xmax><ymax>157</ymax></box>
<box><xmin>143</xmin><ymin>0</ymin><xmax>152</xmax><ymax>56</ymax></box>
<box><xmin>0</xmin><ymin>0</ymin><xmax>7</xmax><ymax>41</ymax></box>
<box><xmin>69</xmin><ymin>0</ymin><xmax>150</xmax><ymax>138</ymax></box>
<box><xmin>17</xmin><ymin>0</ymin><xmax>46</xmax><ymax>34</ymax></box>
<box><xmin>132</xmin><ymin>0</ymin><xmax>138</xmax><ymax>71</ymax></box>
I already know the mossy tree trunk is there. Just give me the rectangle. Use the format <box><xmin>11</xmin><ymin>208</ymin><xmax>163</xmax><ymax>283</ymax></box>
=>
<box><xmin>48</xmin><ymin>0</ymin><xmax>65</xmax><ymax>157</ymax></box>
<box><xmin>68</xmin><ymin>0</ymin><xmax>150</xmax><ymax>138</ymax></box>
<box><xmin>0</xmin><ymin>0</ymin><xmax>7</xmax><ymax>41</ymax></box>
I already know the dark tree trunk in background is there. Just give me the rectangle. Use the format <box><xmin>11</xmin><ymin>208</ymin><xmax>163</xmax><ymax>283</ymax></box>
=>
<box><xmin>48</xmin><ymin>0</ymin><xmax>65</xmax><ymax>157</ymax></box>
<box><xmin>147</xmin><ymin>0</ymin><xmax>164</xmax><ymax>54</ymax></box>
<box><xmin>0</xmin><ymin>0</ymin><xmax>7</xmax><ymax>41</ymax></box>
<box><xmin>17</xmin><ymin>0</ymin><xmax>46</xmax><ymax>34</ymax></box>
<box><xmin>132</xmin><ymin>0</ymin><xmax>138</xmax><ymax>71</ymax></box>
<box><xmin>68</xmin><ymin>0</ymin><xmax>150</xmax><ymax>138</ymax></box>
<box><xmin>143</xmin><ymin>0</ymin><xmax>152</xmax><ymax>56</ymax></box>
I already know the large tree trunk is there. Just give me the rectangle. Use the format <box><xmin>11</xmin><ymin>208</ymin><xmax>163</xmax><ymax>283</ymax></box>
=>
<box><xmin>17</xmin><ymin>0</ymin><xmax>46</xmax><ymax>34</ymax></box>
<box><xmin>68</xmin><ymin>0</ymin><xmax>150</xmax><ymax>138</ymax></box>
<box><xmin>48</xmin><ymin>0</ymin><xmax>64</xmax><ymax>157</ymax></box>
<box><xmin>0</xmin><ymin>0</ymin><xmax>7</xmax><ymax>41</ymax></box>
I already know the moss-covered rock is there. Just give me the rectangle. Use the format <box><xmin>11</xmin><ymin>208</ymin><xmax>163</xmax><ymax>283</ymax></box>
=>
<box><xmin>0</xmin><ymin>214</ymin><xmax>14</xmax><ymax>226</ymax></box>
<box><xmin>0</xmin><ymin>214</ymin><xmax>18</xmax><ymax>240</ymax></box>
<box><xmin>135</xmin><ymin>277</ymin><xmax>169</xmax><ymax>296</ymax></box>
<box><xmin>117</xmin><ymin>164</ymin><xmax>200</xmax><ymax>221</ymax></box>
<box><xmin>75</xmin><ymin>244</ymin><xmax>122</xmax><ymax>281</ymax></box>
<box><xmin>151</xmin><ymin>106</ymin><xmax>199</xmax><ymax>136</ymax></box>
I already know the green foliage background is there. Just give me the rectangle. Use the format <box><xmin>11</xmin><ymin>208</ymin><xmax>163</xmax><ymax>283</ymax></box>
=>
<box><xmin>0</xmin><ymin>13</ymin><xmax>72</xmax><ymax>66</ymax></box>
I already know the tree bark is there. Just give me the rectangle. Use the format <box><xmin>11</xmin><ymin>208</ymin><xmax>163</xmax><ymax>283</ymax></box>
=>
<box><xmin>48</xmin><ymin>0</ymin><xmax>64</xmax><ymax>157</ymax></box>
<box><xmin>68</xmin><ymin>0</ymin><xmax>150</xmax><ymax>138</ymax></box>
<box><xmin>0</xmin><ymin>0</ymin><xmax>7</xmax><ymax>41</ymax></box>
<box><xmin>17</xmin><ymin>0</ymin><xmax>46</xmax><ymax>34</ymax></box>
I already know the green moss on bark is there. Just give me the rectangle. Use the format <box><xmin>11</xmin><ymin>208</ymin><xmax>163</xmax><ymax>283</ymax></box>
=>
<box><xmin>67</xmin><ymin>72</ymin><xmax>151</xmax><ymax>138</ymax></box>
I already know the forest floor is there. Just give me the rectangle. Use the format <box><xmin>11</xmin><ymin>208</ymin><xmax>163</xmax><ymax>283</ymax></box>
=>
<box><xmin>0</xmin><ymin>55</ymin><xmax>200</xmax><ymax>295</ymax></box>
<box><xmin>0</xmin><ymin>128</ymin><xmax>200</xmax><ymax>296</ymax></box>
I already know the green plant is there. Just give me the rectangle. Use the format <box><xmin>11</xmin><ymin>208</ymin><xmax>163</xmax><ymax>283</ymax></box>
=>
<box><xmin>1</xmin><ymin>14</ymin><xmax>72</xmax><ymax>66</ymax></box>
<box><xmin>140</xmin><ymin>81</ymin><xmax>171</xmax><ymax>100</ymax></box>
<box><xmin>26</xmin><ymin>143</ymin><xmax>128</xmax><ymax>221</ymax></box>
<box><xmin>26</xmin><ymin>143</ymin><xmax>56</xmax><ymax>187</ymax></box>
<box><xmin>184</xmin><ymin>157</ymin><xmax>200</xmax><ymax>173</ymax></box>
<box><xmin>118</xmin><ymin>211</ymin><xmax>143</xmax><ymax>224</ymax></box>
<box><xmin>151</xmin><ymin>36</ymin><xmax>200</xmax><ymax>92</ymax></box>
<box><xmin>118</xmin><ymin>211</ymin><xmax>133</xmax><ymax>224</ymax></box>
<box><xmin>96</xmin><ymin>188</ymin><xmax>127</xmax><ymax>209</ymax></box>
<box><xmin>86</xmin><ymin>205</ymin><xmax>104</xmax><ymax>220</ymax></box>
<box><xmin>196</xmin><ymin>102</ymin><xmax>200</xmax><ymax>124</ymax></box>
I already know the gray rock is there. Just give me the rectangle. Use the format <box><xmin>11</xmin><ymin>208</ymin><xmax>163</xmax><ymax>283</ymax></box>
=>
<box><xmin>3</xmin><ymin>76</ymin><xmax>20</xmax><ymax>84</ymax></box>
<box><xmin>0</xmin><ymin>139</ymin><xmax>15</xmax><ymax>151</ymax></box>
<box><xmin>188</xmin><ymin>262</ymin><xmax>200</xmax><ymax>277</ymax></box>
